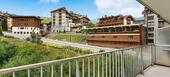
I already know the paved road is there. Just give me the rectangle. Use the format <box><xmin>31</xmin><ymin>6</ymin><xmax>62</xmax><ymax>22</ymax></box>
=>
<box><xmin>3</xmin><ymin>32</ymin><xmax>117</xmax><ymax>52</ymax></box>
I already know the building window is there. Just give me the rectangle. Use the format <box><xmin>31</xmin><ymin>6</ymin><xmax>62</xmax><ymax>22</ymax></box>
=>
<box><xmin>148</xmin><ymin>28</ymin><xmax>154</xmax><ymax>31</ymax></box>
<box><xmin>148</xmin><ymin>33</ymin><xmax>154</xmax><ymax>37</ymax></box>
<box><xmin>20</xmin><ymin>27</ymin><xmax>24</xmax><ymax>29</ymax></box>
<box><xmin>148</xmin><ymin>22</ymin><xmax>154</xmax><ymax>26</ymax></box>
<box><xmin>14</xmin><ymin>32</ymin><xmax>16</xmax><ymax>34</ymax></box>
<box><xmin>147</xmin><ymin>16</ymin><xmax>154</xmax><ymax>20</ymax></box>
<box><xmin>148</xmin><ymin>39</ymin><xmax>154</xmax><ymax>43</ymax></box>
<box><xmin>17</xmin><ymin>32</ymin><xmax>19</xmax><ymax>34</ymax></box>
<box><xmin>19</xmin><ymin>19</ymin><xmax>25</xmax><ymax>21</ymax></box>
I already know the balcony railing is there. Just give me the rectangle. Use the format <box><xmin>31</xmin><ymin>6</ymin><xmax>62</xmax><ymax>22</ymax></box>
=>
<box><xmin>0</xmin><ymin>45</ymin><xmax>154</xmax><ymax>77</ymax></box>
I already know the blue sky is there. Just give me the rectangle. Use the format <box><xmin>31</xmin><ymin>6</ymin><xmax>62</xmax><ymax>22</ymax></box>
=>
<box><xmin>0</xmin><ymin>0</ymin><xmax>144</xmax><ymax>19</ymax></box>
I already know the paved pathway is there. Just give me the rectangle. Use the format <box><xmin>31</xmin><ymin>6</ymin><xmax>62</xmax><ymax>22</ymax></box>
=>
<box><xmin>137</xmin><ymin>65</ymin><xmax>170</xmax><ymax>77</ymax></box>
<box><xmin>3</xmin><ymin>32</ymin><xmax>117</xmax><ymax>52</ymax></box>
<box><xmin>42</xmin><ymin>38</ymin><xmax>117</xmax><ymax>52</ymax></box>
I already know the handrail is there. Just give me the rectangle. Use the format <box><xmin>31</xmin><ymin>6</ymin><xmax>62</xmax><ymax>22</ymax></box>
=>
<box><xmin>0</xmin><ymin>44</ymin><xmax>153</xmax><ymax>74</ymax></box>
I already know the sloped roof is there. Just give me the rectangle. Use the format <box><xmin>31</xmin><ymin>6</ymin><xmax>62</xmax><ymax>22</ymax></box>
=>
<box><xmin>9</xmin><ymin>16</ymin><xmax>41</xmax><ymax>20</ymax></box>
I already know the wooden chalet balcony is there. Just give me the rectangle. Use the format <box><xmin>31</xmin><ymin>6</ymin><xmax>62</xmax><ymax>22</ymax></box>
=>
<box><xmin>88</xmin><ymin>31</ymin><xmax>140</xmax><ymax>34</ymax></box>
<box><xmin>87</xmin><ymin>34</ymin><xmax>141</xmax><ymax>43</ymax></box>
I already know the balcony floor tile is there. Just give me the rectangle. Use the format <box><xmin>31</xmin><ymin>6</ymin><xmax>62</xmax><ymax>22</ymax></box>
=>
<box><xmin>137</xmin><ymin>65</ymin><xmax>170</xmax><ymax>77</ymax></box>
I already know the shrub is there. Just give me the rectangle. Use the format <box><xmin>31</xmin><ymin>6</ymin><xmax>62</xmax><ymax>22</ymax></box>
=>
<box><xmin>0</xmin><ymin>41</ymin><xmax>16</xmax><ymax>66</ymax></box>
<box><xmin>26</xmin><ymin>37</ymin><xmax>30</xmax><ymax>41</ymax></box>
<box><xmin>4</xmin><ymin>35</ymin><xmax>14</xmax><ymax>38</ymax></box>
<box><xmin>99</xmin><ymin>50</ymin><xmax>105</xmax><ymax>52</ymax></box>
<box><xmin>80</xmin><ymin>29</ymin><xmax>89</xmax><ymax>34</ymax></box>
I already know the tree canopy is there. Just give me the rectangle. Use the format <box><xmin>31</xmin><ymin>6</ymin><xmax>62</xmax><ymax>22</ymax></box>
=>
<box><xmin>86</xmin><ymin>22</ymin><xmax>96</xmax><ymax>28</ymax></box>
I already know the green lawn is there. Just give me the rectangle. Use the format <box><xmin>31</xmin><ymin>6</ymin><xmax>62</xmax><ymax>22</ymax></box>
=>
<box><xmin>52</xmin><ymin>34</ymin><xmax>87</xmax><ymax>43</ymax></box>
<box><xmin>0</xmin><ymin>36</ymin><xmax>91</xmax><ymax>69</ymax></box>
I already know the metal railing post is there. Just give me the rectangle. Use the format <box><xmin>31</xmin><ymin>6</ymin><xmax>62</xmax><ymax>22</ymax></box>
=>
<box><xmin>151</xmin><ymin>45</ymin><xmax>156</xmax><ymax>66</ymax></box>
<box><xmin>28</xmin><ymin>69</ymin><xmax>30</xmax><ymax>77</ymax></box>
<box><xmin>12</xmin><ymin>72</ymin><xmax>15</xmax><ymax>77</ymax></box>
<box><xmin>88</xmin><ymin>58</ymin><xmax>90</xmax><ymax>77</ymax></box>
<box><xmin>112</xmin><ymin>52</ymin><xmax>115</xmax><ymax>77</ymax></box>
<box><xmin>97</xmin><ymin>55</ymin><xmax>100</xmax><ymax>77</ymax></box>
<box><xmin>109</xmin><ymin>53</ymin><xmax>111</xmax><ymax>77</ymax></box>
<box><xmin>60</xmin><ymin>63</ymin><xmax>63</xmax><ymax>77</ymax></box>
<box><xmin>76</xmin><ymin>60</ymin><xmax>80</xmax><ymax>77</ymax></box>
<box><xmin>69</xmin><ymin>62</ymin><xmax>71</xmax><ymax>77</ymax></box>
<box><xmin>121</xmin><ymin>50</ymin><xmax>125</xmax><ymax>77</ymax></box>
<box><xmin>106</xmin><ymin>54</ymin><xmax>108</xmax><ymax>77</ymax></box>
<box><xmin>40</xmin><ymin>66</ymin><xmax>43</xmax><ymax>77</ymax></box>
<box><xmin>93</xmin><ymin>57</ymin><xmax>95</xmax><ymax>77</ymax></box>
<box><xmin>141</xmin><ymin>47</ymin><xmax>144</xmax><ymax>75</ymax></box>
<box><xmin>115</xmin><ymin>53</ymin><xmax>117</xmax><ymax>77</ymax></box>
<box><xmin>82</xmin><ymin>59</ymin><xmax>85</xmax><ymax>77</ymax></box>
<box><xmin>151</xmin><ymin>45</ymin><xmax>154</xmax><ymax>66</ymax></box>
<box><xmin>102</xmin><ymin>54</ymin><xmax>104</xmax><ymax>77</ymax></box>
<box><xmin>51</xmin><ymin>64</ymin><xmax>54</xmax><ymax>77</ymax></box>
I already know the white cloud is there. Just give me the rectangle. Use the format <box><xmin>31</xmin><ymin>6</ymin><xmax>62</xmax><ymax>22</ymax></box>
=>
<box><xmin>94</xmin><ymin>0</ymin><xmax>144</xmax><ymax>17</ymax></box>
<box><xmin>40</xmin><ymin>0</ymin><xmax>59</xmax><ymax>3</ymax></box>
<box><xmin>119</xmin><ymin>7</ymin><xmax>143</xmax><ymax>17</ymax></box>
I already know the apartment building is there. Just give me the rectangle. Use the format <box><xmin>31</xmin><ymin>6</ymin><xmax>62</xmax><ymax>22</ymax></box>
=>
<box><xmin>7</xmin><ymin>16</ymin><xmax>41</xmax><ymax>36</ymax></box>
<box><xmin>87</xmin><ymin>15</ymin><xmax>146</xmax><ymax>48</ymax></box>
<box><xmin>143</xmin><ymin>7</ymin><xmax>170</xmax><ymax>44</ymax></box>
<box><xmin>51</xmin><ymin>7</ymin><xmax>90</xmax><ymax>32</ymax></box>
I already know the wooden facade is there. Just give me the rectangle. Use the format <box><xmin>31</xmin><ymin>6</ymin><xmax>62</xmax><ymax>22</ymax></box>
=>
<box><xmin>8</xmin><ymin>16</ymin><xmax>41</xmax><ymax>29</ymax></box>
<box><xmin>98</xmin><ymin>15</ymin><xmax>134</xmax><ymax>27</ymax></box>
<box><xmin>87</xmin><ymin>15</ymin><xmax>146</xmax><ymax>48</ymax></box>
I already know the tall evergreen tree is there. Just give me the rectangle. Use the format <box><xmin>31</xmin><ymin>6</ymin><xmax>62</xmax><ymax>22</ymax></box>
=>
<box><xmin>1</xmin><ymin>18</ymin><xmax>8</xmax><ymax>31</ymax></box>
<box><xmin>30</xmin><ymin>31</ymin><xmax>42</xmax><ymax>44</ymax></box>
<box><xmin>86</xmin><ymin>22</ymin><xmax>96</xmax><ymax>28</ymax></box>
<box><xmin>0</xmin><ymin>23</ymin><xmax>3</xmax><ymax>36</ymax></box>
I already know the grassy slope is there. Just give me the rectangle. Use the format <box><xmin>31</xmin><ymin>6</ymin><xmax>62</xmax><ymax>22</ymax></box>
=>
<box><xmin>41</xmin><ymin>17</ymin><xmax>51</xmax><ymax>24</ymax></box>
<box><xmin>0</xmin><ymin>36</ymin><xmax>91</xmax><ymax>68</ymax></box>
<box><xmin>52</xmin><ymin>34</ymin><xmax>87</xmax><ymax>43</ymax></box>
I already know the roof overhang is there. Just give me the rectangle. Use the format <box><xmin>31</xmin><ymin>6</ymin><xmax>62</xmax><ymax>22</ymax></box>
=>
<box><xmin>137</xmin><ymin>0</ymin><xmax>170</xmax><ymax>23</ymax></box>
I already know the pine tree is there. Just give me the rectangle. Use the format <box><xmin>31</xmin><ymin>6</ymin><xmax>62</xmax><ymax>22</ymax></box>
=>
<box><xmin>0</xmin><ymin>22</ymin><xmax>3</xmax><ymax>36</ymax></box>
<box><xmin>1</xmin><ymin>19</ymin><xmax>8</xmax><ymax>31</ymax></box>
<box><xmin>30</xmin><ymin>31</ymin><xmax>42</xmax><ymax>44</ymax></box>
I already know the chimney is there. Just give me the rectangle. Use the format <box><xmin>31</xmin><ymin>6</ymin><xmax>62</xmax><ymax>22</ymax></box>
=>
<box><xmin>124</xmin><ymin>17</ymin><xmax>127</xmax><ymax>25</ymax></box>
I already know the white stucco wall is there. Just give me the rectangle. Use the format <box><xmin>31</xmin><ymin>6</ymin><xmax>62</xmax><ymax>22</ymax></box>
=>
<box><xmin>12</xmin><ymin>27</ymin><xmax>40</xmax><ymax>36</ymax></box>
